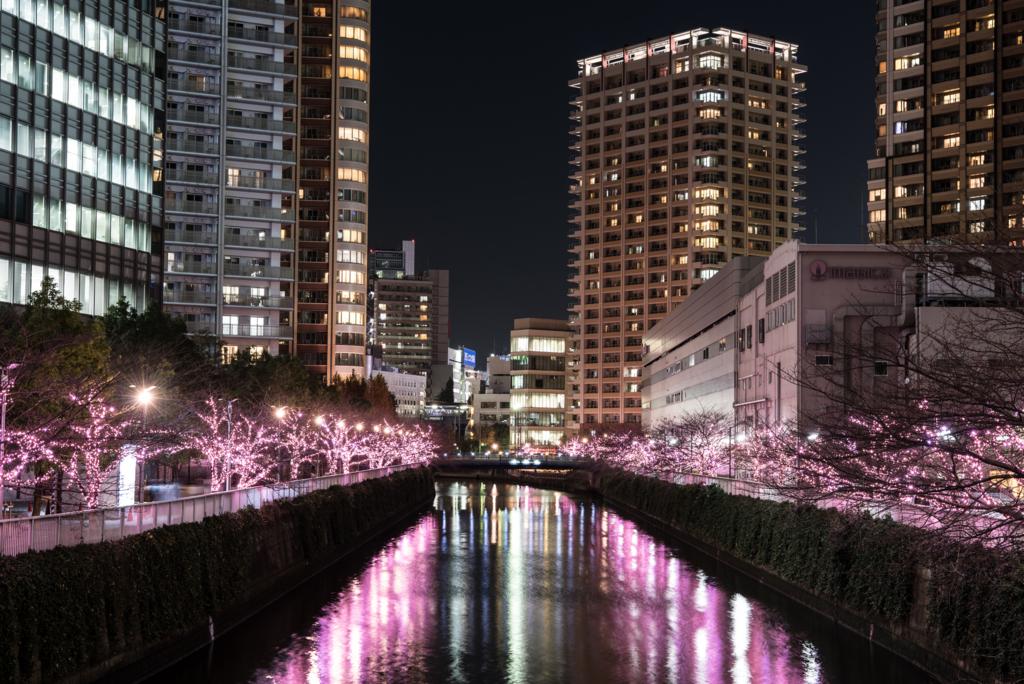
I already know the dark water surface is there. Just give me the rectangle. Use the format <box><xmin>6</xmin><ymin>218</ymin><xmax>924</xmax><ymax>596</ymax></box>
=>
<box><xmin>150</xmin><ymin>481</ymin><xmax>937</xmax><ymax>683</ymax></box>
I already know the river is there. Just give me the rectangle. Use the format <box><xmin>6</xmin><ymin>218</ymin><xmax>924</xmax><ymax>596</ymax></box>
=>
<box><xmin>150</xmin><ymin>480</ymin><xmax>936</xmax><ymax>683</ymax></box>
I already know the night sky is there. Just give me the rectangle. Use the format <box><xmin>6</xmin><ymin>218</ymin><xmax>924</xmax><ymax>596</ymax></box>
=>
<box><xmin>369</xmin><ymin>1</ymin><xmax>877</xmax><ymax>359</ymax></box>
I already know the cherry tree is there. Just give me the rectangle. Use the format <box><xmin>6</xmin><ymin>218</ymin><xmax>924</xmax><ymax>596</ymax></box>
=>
<box><xmin>311</xmin><ymin>415</ymin><xmax>365</xmax><ymax>475</ymax></box>
<box><xmin>54</xmin><ymin>398</ymin><xmax>139</xmax><ymax>509</ymax></box>
<box><xmin>189</xmin><ymin>399</ymin><xmax>275</xmax><ymax>490</ymax></box>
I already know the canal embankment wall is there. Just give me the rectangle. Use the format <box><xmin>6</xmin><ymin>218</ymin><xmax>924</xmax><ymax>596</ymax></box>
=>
<box><xmin>595</xmin><ymin>470</ymin><xmax>1023</xmax><ymax>684</ymax></box>
<box><xmin>0</xmin><ymin>467</ymin><xmax>435</xmax><ymax>684</ymax></box>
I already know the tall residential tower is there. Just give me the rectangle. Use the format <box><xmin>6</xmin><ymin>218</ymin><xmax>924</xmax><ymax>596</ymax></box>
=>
<box><xmin>163</xmin><ymin>0</ymin><xmax>298</xmax><ymax>359</ymax></box>
<box><xmin>568</xmin><ymin>28</ymin><xmax>806</xmax><ymax>429</ymax></box>
<box><xmin>867</xmin><ymin>1</ymin><xmax>1024</xmax><ymax>243</ymax></box>
<box><xmin>295</xmin><ymin>0</ymin><xmax>370</xmax><ymax>381</ymax></box>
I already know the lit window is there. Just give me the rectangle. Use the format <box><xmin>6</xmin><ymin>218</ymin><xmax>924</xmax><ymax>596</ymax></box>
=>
<box><xmin>338</xmin><ymin>25</ymin><xmax>367</xmax><ymax>42</ymax></box>
<box><xmin>697</xmin><ymin>53</ymin><xmax>722</xmax><ymax>70</ymax></box>
<box><xmin>893</xmin><ymin>54</ymin><xmax>921</xmax><ymax>70</ymax></box>
<box><xmin>338</xmin><ymin>66</ymin><xmax>367</xmax><ymax>82</ymax></box>
<box><xmin>338</xmin><ymin>46</ymin><xmax>368</xmax><ymax>63</ymax></box>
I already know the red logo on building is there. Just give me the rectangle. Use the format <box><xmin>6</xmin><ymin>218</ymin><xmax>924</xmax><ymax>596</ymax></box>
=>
<box><xmin>809</xmin><ymin>260</ymin><xmax>828</xmax><ymax>280</ymax></box>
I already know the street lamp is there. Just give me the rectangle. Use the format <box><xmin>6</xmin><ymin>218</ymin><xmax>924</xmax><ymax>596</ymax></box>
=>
<box><xmin>273</xmin><ymin>406</ymin><xmax>287</xmax><ymax>421</ymax></box>
<box><xmin>0</xmin><ymin>363</ymin><xmax>19</xmax><ymax>519</ymax></box>
<box><xmin>129</xmin><ymin>384</ymin><xmax>157</xmax><ymax>500</ymax></box>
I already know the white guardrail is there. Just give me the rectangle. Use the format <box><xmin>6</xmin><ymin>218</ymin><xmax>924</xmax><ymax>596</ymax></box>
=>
<box><xmin>0</xmin><ymin>464</ymin><xmax>416</xmax><ymax>556</ymax></box>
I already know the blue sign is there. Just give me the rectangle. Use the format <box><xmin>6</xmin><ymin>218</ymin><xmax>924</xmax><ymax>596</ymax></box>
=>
<box><xmin>463</xmin><ymin>348</ymin><xmax>476</xmax><ymax>370</ymax></box>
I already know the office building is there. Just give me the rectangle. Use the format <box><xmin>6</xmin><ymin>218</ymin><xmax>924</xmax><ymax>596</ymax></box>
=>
<box><xmin>642</xmin><ymin>241</ymin><xmax>1002</xmax><ymax>445</ymax></box>
<box><xmin>370</xmin><ymin>367</ymin><xmax>425</xmax><ymax>418</ymax></box>
<box><xmin>294</xmin><ymin>0</ymin><xmax>370</xmax><ymax>380</ymax></box>
<box><xmin>0</xmin><ymin>1</ymin><xmax>164</xmax><ymax>313</ymax></box>
<box><xmin>569</xmin><ymin>27</ymin><xmax>807</xmax><ymax>428</ymax></box>
<box><xmin>369</xmin><ymin>254</ymin><xmax>450</xmax><ymax>396</ymax></box>
<box><xmin>163</xmin><ymin>0</ymin><xmax>299</xmax><ymax>359</ymax></box>
<box><xmin>510</xmin><ymin>318</ymin><xmax>571</xmax><ymax>450</ymax></box>
<box><xmin>642</xmin><ymin>256</ymin><xmax>763</xmax><ymax>427</ymax></box>
<box><xmin>867</xmin><ymin>1</ymin><xmax>1024</xmax><ymax>243</ymax></box>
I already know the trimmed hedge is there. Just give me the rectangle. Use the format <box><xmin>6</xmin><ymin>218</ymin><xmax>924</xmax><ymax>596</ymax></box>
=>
<box><xmin>599</xmin><ymin>471</ymin><xmax>1024</xmax><ymax>683</ymax></box>
<box><xmin>0</xmin><ymin>467</ymin><xmax>434</xmax><ymax>684</ymax></box>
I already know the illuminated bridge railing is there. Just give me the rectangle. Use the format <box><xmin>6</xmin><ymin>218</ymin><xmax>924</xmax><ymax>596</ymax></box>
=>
<box><xmin>0</xmin><ymin>464</ymin><xmax>416</xmax><ymax>557</ymax></box>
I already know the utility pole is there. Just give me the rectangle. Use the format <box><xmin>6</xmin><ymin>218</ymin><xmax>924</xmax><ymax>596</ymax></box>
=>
<box><xmin>225</xmin><ymin>399</ymin><xmax>237</xmax><ymax>492</ymax></box>
<box><xmin>0</xmin><ymin>364</ymin><xmax>18</xmax><ymax>519</ymax></box>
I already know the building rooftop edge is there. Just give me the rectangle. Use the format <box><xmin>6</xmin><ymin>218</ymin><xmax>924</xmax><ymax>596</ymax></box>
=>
<box><xmin>577</xmin><ymin>27</ymin><xmax>801</xmax><ymax>68</ymax></box>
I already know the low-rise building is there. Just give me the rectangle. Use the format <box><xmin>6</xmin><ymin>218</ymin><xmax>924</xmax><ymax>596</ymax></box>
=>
<box><xmin>371</xmin><ymin>368</ymin><xmax>426</xmax><ymax>418</ymax></box>
<box><xmin>509</xmin><ymin>318</ymin><xmax>571</xmax><ymax>450</ymax></box>
<box><xmin>469</xmin><ymin>355</ymin><xmax>511</xmax><ymax>446</ymax></box>
<box><xmin>642</xmin><ymin>257</ymin><xmax>763</xmax><ymax>427</ymax></box>
<box><xmin>643</xmin><ymin>241</ymin><xmax>1000</xmax><ymax>438</ymax></box>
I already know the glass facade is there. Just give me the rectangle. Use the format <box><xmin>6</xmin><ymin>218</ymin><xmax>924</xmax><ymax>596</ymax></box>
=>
<box><xmin>0</xmin><ymin>0</ymin><xmax>164</xmax><ymax>314</ymax></box>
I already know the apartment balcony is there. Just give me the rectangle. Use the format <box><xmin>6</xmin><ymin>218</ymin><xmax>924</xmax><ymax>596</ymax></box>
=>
<box><xmin>222</xmin><ymin>324</ymin><xmax>293</xmax><ymax>339</ymax></box>
<box><xmin>222</xmin><ymin>263</ymin><xmax>294</xmax><ymax>280</ymax></box>
<box><xmin>166</xmin><ymin>46</ymin><xmax>220</xmax><ymax>66</ymax></box>
<box><xmin>184</xmin><ymin>320</ymin><xmax>217</xmax><ymax>335</ymax></box>
<box><xmin>227</xmin><ymin>26</ymin><xmax>297</xmax><ymax>47</ymax></box>
<box><xmin>167</xmin><ymin>79</ymin><xmax>220</xmax><ymax>96</ymax></box>
<box><xmin>226</xmin><ymin>84</ymin><xmax>297</xmax><ymax>104</ymax></box>
<box><xmin>165</xmin><ymin>229</ymin><xmax>217</xmax><ymax>245</ymax></box>
<box><xmin>224</xmin><ymin>144</ymin><xmax>296</xmax><ymax>164</ymax></box>
<box><xmin>227</xmin><ymin>0</ymin><xmax>298</xmax><ymax>17</ymax></box>
<box><xmin>167</xmin><ymin>18</ymin><xmax>221</xmax><ymax>36</ymax></box>
<box><xmin>226</xmin><ymin>114</ymin><xmax>296</xmax><ymax>134</ymax></box>
<box><xmin>223</xmin><ymin>204</ymin><xmax>296</xmax><ymax>221</ymax></box>
<box><xmin>167</xmin><ymin>108</ymin><xmax>220</xmax><ymax>126</ymax></box>
<box><xmin>223</xmin><ymin>293</ymin><xmax>292</xmax><ymax>309</ymax></box>
<box><xmin>165</xmin><ymin>199</ymin><xmax>219</xmax><ymax>216</ymax></box>
<box><xmin>167</xmin><ymin>261</ymin><xmax>218</xmax><ymax>275</ymax></box>
<box><xmin>163</xmin><ymin>290</ymin><xmax>217</xmax><ymax>305</ymax></box>
<box><xmin>227</xmin><ymin>176</ymin><xmax>296</xmax><ymax>192</ymax></box>
<box><xmin>224</xmin><ymin>231</ymin><xmax>293</xmax><ymax>250</ymax></box>
<box><xmin>227</xmin><ymin>54</ymin><xmax>298</xmax><ymax>76</ymax></box>
<box><xmin>165</xmin><ymin>169</ymin><xmax>220</xmax><ymax>186</ymax></box>
<box><xmin>166</xmin><ymin>139</ymin><xmax>220</xmax><ymax>156</ymax></box>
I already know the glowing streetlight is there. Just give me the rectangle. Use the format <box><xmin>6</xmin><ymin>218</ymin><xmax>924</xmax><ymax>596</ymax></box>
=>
<box><xmin>314</xmin><ymin>415</ymin><xmax>325</xmax><ymax>427</ymax></box>
<box><xmin>273</xmin><ymin>406</ymin><xmax>287</xmax><ymax>421</ymax></box>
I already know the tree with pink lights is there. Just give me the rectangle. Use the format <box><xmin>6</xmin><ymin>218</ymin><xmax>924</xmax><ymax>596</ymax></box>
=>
<box><xmin>273</xmin><ymin>408</ymin><xmax>319</xmax><ymax>479</ymax></box>
<box><xmin>189</xmin><ymin>398</ymin><xmax>276</xmax><ymax>490</ymax></box>
<box><xmin>51</xmin><ymin>397</ymin><xmax>140</xmax><ymax>509</ymax></box>
<box><xmin>311</xmin><ymin>415</ymin><xmax>365</xmax><ymax>475</ymax></box>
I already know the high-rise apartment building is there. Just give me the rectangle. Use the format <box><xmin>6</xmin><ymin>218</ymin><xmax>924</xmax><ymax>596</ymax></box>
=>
<box><xmin>0</xmin><ymin>1</ymin><xmax>164</xmax><ymax>313</ymax></box>
<box><xmin>163</xmin><ymin>0</ymin><xmax>298</xmax><ymax>359</ymax></box>
<box><xmin>867</xmin><ymin>1</ymin><xmax>1024</xmax><ymax>243</ymax></box>
<box><xmin>568</xmin><ymin>28</ymin><xmax>806</xmax><ymax>428</ymax></box>
<box><xmin>295</xmin><ymin>0</ymin><xmax>370</xmax><ymax>381</ymax></box>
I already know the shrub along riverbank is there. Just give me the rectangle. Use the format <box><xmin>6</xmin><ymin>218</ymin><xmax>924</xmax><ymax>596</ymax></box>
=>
<box><xmin>0</xmin><ymin>467</ymin><xmax>434</xmax><ymax>684</ymax></box>
<box><xmin>598</xmin><ymin>470</ymin><xmax>1024</xmax><ymax>684</ymax></box>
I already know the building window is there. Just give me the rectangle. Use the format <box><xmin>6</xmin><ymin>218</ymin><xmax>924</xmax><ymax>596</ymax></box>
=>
<box><xmin>815</xmin><ymin>355</ymin><xmax>833</xmax><ymax>366</ymax></box>
<box><xmin>874</xmin><ymin>361</ymin><xmax>888</xmax><ymax>376</ymax></box>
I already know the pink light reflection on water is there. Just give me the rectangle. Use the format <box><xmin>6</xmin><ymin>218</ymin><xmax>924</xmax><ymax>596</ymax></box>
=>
<box><xmin>248</xmin><ymin>484</ymin><xmax>824</xmax><ymax>684</ymax></box>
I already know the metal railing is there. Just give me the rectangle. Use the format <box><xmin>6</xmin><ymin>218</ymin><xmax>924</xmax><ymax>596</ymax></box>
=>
<box><xmin>0</xmin><ymin>464</ymin><xmax>415</xmax><ymax>556</ymax></box>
